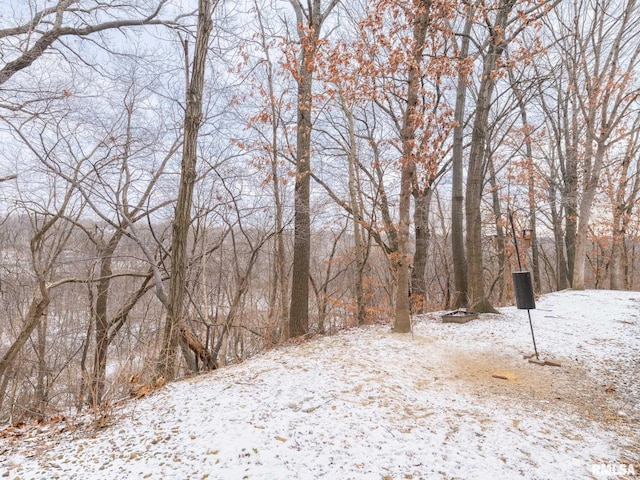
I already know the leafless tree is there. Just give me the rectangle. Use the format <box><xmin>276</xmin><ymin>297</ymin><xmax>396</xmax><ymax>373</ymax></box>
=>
<box><xmin>156</xmin><ymin>0</ymin><xmax>219</xmax><ymax>382</ymax></box>
<box><xmin>535</xmin><ymin>0</ymin><xmax>640</xmax><ymax>290</ymax></box>
<box><xmin>287</xmin><ymin>0</ymin><xmax>340</xmax><ymax>337</ymax></box>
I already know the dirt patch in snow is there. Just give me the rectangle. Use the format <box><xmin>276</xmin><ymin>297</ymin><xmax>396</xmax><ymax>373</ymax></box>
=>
<box><xmin>443</xmin><ymin>347</ymin><xmax>639</xmax><ymax>464</ymax></box>
<box><xmin>445</xmin><ymin>350</ymin><xmax>619</xmax><ymax>421</ymax></box>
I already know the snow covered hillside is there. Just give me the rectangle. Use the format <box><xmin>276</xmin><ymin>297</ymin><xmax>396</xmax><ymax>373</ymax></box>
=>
<box><xmin>1</xmin><ymin>289</ymin><xmax>639</xmax><ymax>479</ymax></box>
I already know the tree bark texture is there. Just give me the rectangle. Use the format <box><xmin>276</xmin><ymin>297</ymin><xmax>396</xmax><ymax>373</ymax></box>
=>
<box><xmin>464</xmin><ymin>0</ymin><xmax>515</xmax><ymax>313</ymax></box>
<box><xmin>0</xmin><ymin>282</ymin><xmax>50</xmax><ymax>402</ymax></box>
<box><xmin>343</xmin><ymin>99</ymin><xmax>368</xmax><ymax>325</ymax></box>
<box><xmin>394</xmin><ymin>0</ymin><xmax>431</xmax><ymax>333</ymax></box>
<box><xmin>289</xmin><ymin>36</ymin><xmax>316</xmax><ymax>337</ymax></box>
<box><xmin>451</xmin><ymin>3</ymin><xmax>473</xmax><ymax>309</ymax></box>
<box><xmin>288</xmin><ymin>0</ymin><xmax>339</xmax><ymax>337</ymax></box>
<box><xmin>255</xmin><ymin>4</ymin><xmax>290</xmax><ymax>339</ymax></box>
<box><xmin>411</xmin><ymin>187</ymin><xmax>432</xmax><ymax>313</ymax></box>
<box><xmin>156</xmin><ymin>0</ymin><xmax>213</xmax><ymax>381</ymax></box>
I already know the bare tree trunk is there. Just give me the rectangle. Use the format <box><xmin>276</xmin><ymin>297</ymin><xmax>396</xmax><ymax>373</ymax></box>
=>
<box><xmin>528</xmin><ymin>169</ymin><xmax>541</xmax><ymax>292</ymax></box>
<box><xmin>342</xmin><ymin>97</ymin><xmax>368</xmax><ymax>325</ymax></box>
<box><xmin>488</xmin><ymin>157</ymin><xmax>506</xmax><ymax>303</ymax></box>
<box><xmin>464</xmin><ymin>76</ymin><xmax>494</xmax><ymax>310</ymax></box>
<box><xmin>610</xmin><ymin>224</ymin><xmax>626</xmax><ymax>291</ymax></box>
<box><xmin>274</xmin><ymin>158</ymin><xmax>289</xmax><ymax>340</ymax></box>
<box><xmin>465</xmin><ymin>0</ymin><xmax>516</xmax><ymax>313</ymax></box>
<box><xmin>0</xmin><ymin>282</ymin><xmax>50</xmax><ymax>397</ymax></box>
<box><xmin>89</xmin><ymin>233</ymin><xmax>122</xmax><ymax>405</ymax></box>
<box><xmin>288</xmin><ymin>0</ymin><xmax>339</xmax><ymax>337</ymax></box>
<box><xmin>77</xmin><ymin>286</ymin><xmax>94</xmax><ymax>413</ymax></box>
<box><xmin>548</xmin><ymin>179</ymin><xmax>570</xmax><ymax>290</ymax></box>
<box><xmin>254</xmin><ymin>3</ymin><xmax>289</xmax><ymax>339</ymax></box>
<box><xmin>411</xmin><ymin>186</ymin><xmax>432</xmax><ymax>313</ymax></box>
<box><xmin>508</xmin><ymin>67</ymin><xmax>541</xmax><ymax>292</ymax></box>
<box><xmin>394</xmin><ymin>0</ymin><xmax>431</xmax><ymax>333</ymax></box>
<box><xmin>572</xmin><ymin>141</ymin><xmax>606</xmax><ymax>289</ymax></box>
<box><xmin>563</xmin><ymin>123</ymin><xmax>579</xmax><ymax>287</ymax></box>
<box><xmin>34</xmin><ymin>311</ymin><xmax>49</xmax><ymax>420</ymax></box>
<box><xmin>289</xmin><ymin>59</ymin><xmax>313</xmax><ymax>336</ymax></box>
<box><xmin>451</xmin><ymin>3</ymin><xmax>473</xmax><ymax>309</ymax></box>
<box><xmin>156</xmin><ymin>0</ymin><xmax>214</xmax><ymax>381</ymax></box>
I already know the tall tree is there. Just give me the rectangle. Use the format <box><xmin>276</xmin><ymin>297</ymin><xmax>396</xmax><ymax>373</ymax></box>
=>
<box><xmin>507</xmin><ymin>64</ymin><xmax>542</xmax><ymax>292</ymax></box>
<box><xmin>156</xmin><ymin>0</ymin><xmax>217</xmax><ymax>381</ymax></box>
<box><xmin>393</xmin><ymin>0</ymin><xmax>434</xmax><ymax>331</ymax></box>
<box><xmin>465</xmin><ymin>0</ymin><xmax>516</xmax><ymax>313</ymax></box>
<box><xmin>536</xmin><ymin>0</ymin><xmax>640</xmax><ymax>291</ymax></box>
<box><xmin>340</xmin><ymin>95</ymin><xmax>369</xmax><ymax>325</ymax></box>
<box><xmin>450</xmin><ymin>1</ymin><xmax>474</xmax><ymax>308</ymax></box>
<box><xmin>287</xmin><ymin>0</ymin><xmax>340</xmax><ymax>337</ymax></box>
<box><xmin>243</xmin><ymin>1</ymin><xmax>292</xmax><ymax>339</ymax></box>
<box><xmin>464</xmin><ymin>0</ymin><xmax>556</xmax><ymax>312</ymax></box>
<box><xmin>533</xmin><ymin>42</ymin><xmax>575</xmax><ymax>290</ymax></box>
<box><xmin>84</xmin><ymin>90</ymin><xmax>178</xmax><ymax>404</ymax></box>
<box><xmin>330</xmin><ymin>0</ymin><xmax>458</xmax><ymax>330</ymax></box>
<box><xmin>565</xmin><ymin>0</ymin><xmax>640</xmax><ymax>289</ymax></box>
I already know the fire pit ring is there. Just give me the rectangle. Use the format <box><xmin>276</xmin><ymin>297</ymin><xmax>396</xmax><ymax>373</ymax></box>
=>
<box><xmin>441</xmin><ymin>310</ymin><xmax>479</xmax><ymax>324</ymax></box>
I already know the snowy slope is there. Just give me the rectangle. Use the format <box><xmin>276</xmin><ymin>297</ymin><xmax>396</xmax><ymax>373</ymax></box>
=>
<box><xmin>1</xmin><ymin>289</ymin><xmax>639</xmax><ymax>479</ymax></box>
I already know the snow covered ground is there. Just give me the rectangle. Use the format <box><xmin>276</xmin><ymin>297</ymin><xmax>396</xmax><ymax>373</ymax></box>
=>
<box><xmin>1</xmin><ymin>289</ymin><xmax>638</xmax><ymax>479</ymax></box>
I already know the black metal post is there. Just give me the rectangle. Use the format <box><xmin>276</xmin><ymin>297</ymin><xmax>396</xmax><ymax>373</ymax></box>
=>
<box><xmin>526</xmin><ymin>309</ymin><xmax>539</xmax><ymax>360</ymax></box>
<box><xmin>508</xmin><ymin>209</ymin><xmax>539</xmax><ymax>360</ymax></box>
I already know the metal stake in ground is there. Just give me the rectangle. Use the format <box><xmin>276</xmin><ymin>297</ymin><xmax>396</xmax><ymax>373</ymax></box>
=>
<box><xmin>508</xmin><ymin>209</ymin><xmax>540</xmax><ymax>361</ymax></box>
